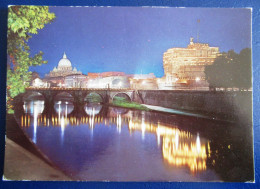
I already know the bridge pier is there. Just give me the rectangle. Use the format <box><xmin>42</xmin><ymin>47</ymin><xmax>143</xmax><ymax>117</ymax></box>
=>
<box><xmin>70</xmin><ymin>92</ymin><xmax>87</xmax><ymax>117</ymax></box>
<box><xmin>13</xmin><ymin>95</ymin><xmax>25</xmax><ymax>114</ymax></box>
<box><xmin>70</xmin><ymin>102</ymin><xmax>86</xmax><ymax>117</ymax></box>
<box><xmin>42</xmin><ymin>99</ymin><xmax>56</xmax><ymax>117</ymax></box>
<box><xmin>133</xmin><ymin>90</ymin><xmax>144</xmax><ymax>104</ymax></box>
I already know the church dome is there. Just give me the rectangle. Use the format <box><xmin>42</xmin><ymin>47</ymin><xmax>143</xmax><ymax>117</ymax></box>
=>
<box><xmin>58</xmin><ymin>52</ymin><xmax>72</xmax><ymax>68</ymax></box>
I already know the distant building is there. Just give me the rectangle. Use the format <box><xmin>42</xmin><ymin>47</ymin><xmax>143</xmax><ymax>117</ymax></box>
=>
<box><xmin>43</xmin><ymin>52</ymin><xmax>86</xmax><ymax>87</ymax></box>
<box><xmin>160</xmin><ymin>38</ymin><xmax>220</xmax><ymax>90</ymax></box>
<box><xmin>132</xmin><ymin>73</ymin><xmax>156</xmax><ymax>80</ymax></box>
<box><xmin>32</xmin><ymin>78</ymin><xmax>48</xmax><ymax>87</ymax></box>
<box><xmin>87</xmin><ymin>75</ymin><xmax>130</xmax><ymax>89</ymax></box>
<box><xmin>87</xmin><ymin>72</ymin><xmax>125</xmax><ymax>79</ymax></box>
<box><xmin>129</xmin><ymin>73</ymin><xmax>158</xmax><ymax>89</ymax></box>
<box><xmin>130</xmin><ymin>78</ymin><xmax>158</xmax><ymax>90</ymax></box>
<box><xmin>45</xmin><ymin>52</ymin><xmax>82</xmax><ymax>78</ymax></box>
<box><xmin>65</xmin><ymin>74</ymin><xmax>87</xmax><ymax>88</ymax></box>
<box><xmin>86</xmin><ymin>72</ymin><xmax>129</xmax><ymax>89</ymax></box>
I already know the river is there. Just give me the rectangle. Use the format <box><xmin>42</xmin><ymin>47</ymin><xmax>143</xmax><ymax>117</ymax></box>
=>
<box><xmin>13</xmin><ymin>99</ymin><xmax>254</xmax><ymax>182</ymax></box>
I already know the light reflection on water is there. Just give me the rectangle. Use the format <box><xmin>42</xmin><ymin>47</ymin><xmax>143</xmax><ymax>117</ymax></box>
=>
<box><xmin>23</xmin><ymin>100</ymin><xmax>45</xmax><ymax>143</ymax></box>
<box><xmin>54</xmin><ymin>101</ymin><xmax>74</xmax><ymax>115</ymax></box>
<box><xmin>18</xmin><ymin>99</ymin><xmax>215</xmax><ymax>181</ymax></box>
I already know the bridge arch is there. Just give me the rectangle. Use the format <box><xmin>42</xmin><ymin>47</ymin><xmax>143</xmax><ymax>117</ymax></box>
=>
<box><xmin>112</xmin><ymin>92</ymin><xmax>132</xmax><ymax>102</ymax></box>
<box><xmin>22</xmin><ymin>92</ymin><xmax>45</xmax><ymax>114</ymax></box>
<box><xmin>53</xmin><ymin>92</ymin><xmax>75</xmax><ymax>115</ymax></box>
<box><xmin>23</xmin><ymin>91</ymin><xmax>45</xmax><ymax>101</ymax></box>
<box><xmin>84</xmin><ymin>92</ymin><xmax>105</xmax><ymax>103</ymax></box>
<box><xmin>53</xmin><ymin>91</ymin><xmax>75</xmax><ymax>103</ymax></box>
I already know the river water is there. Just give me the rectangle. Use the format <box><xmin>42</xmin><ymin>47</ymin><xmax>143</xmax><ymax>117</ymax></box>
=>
<box><xmin>14</xmin><ymin>99</ymin><xmax>254</xmax><ymax>182</ymax></box>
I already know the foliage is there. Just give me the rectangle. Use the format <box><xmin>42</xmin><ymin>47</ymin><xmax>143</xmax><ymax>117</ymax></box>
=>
<box><xmin>7</xmin><ymin>6</ymin><xmax>55</xmax><ymax>111</ymax></box>
<box><xmin>86</xmin><ymin>93</ymin><xmax>103</xmax><ymax>103</ymax></box>
<box><xmin>205</xmin><ymin>48</ymin><xmax>252</xmax><ymax>90</ymax></box>
<box><xmin>113</xmin><ymin>96</ymin><xmax>149</xmax><ymax>111</ymax></box>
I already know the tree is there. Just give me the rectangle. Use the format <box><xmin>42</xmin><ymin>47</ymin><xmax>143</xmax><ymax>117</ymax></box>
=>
<box><xmin>205</xmin><ymin>51</ymin><xmax>236</xmax><ymax>90</ymax></box>
<box><xmin>233</xmin><ymin>48</ymin><xmax>252</xmax><ymax>90</ymax></box>
<box><xmin>7</xmin><ymin>6</ymin><xmax>55</xmax><ymax>112</ymax></box>
<box><xmin>205</xmin><ymin>48</ymin><xmax>252</xmax><ymax>91</ymax></box>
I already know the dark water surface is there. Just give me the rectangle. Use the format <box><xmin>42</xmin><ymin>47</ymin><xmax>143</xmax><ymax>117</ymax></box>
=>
<box><xmin>14</xmin><ymin>99</ymin><xmax>254</xmax><ymax>182</ymax></box>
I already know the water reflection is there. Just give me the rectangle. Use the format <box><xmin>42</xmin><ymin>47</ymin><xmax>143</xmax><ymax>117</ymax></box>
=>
<box><xmin>14</xmin><ymin>97</ymin><xmax>254</xmax><ymax>181</ymax></box>
<box><xmin>111</xmin><ymin>107</ymin><xmax>129</xmax><ymax>115</ymax></box>
<box><xmin>54</xmin><ymin>101</ymin><xmax>74</xmax><ymax>143</ymax></box>
<box><xmin>19</xmin><ymin>100</ymin><xmax>210</xmax><ymax>174</ymax></box>
<box><xmin>128</xmin><ymin>118</ymin><xmax>208</xmax><ymax>172</ymax></box>
<box><xmin>84</xmin><ymin>103</ymin><xmax>102</xmax><ymax>116</ymax></box>
<box><xmin>23</xmin><ymin>100</ymin><xmax>44</xmax><ymax>115</ymax></box>
<box><xmin>54</xmin><ymin>101</ymin><xmax>74</xmax><ymax>115</ymax></box>
<box><xmin>23</xmin><ymin>100</ymin><xmax>45</xmax><ymax>143</ymax></box>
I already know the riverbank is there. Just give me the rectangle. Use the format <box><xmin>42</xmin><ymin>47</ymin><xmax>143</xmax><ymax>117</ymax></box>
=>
<box><xmin>4</xmin><ymin>114</ymin><xmax>72</xmax><ymax>181</ymax></box>
<box><xmin>138</xmin><ymin>90</ymin><xmax>252</xmax><ymax>122</ymax></box>
<box><xmin>112</xmin><ymin>98</ymin><xmax>149</xmax><ymax>111</ymax></box>
<box><xmin>111</xmin><ymin>100</ymin><xmax>232</xmax><ymax>122</ymax></box>
<box><xmin>142</xmin><ymin>104</ymin><xmax>235</xmax><ymax>122</ymax></box>
<box><xmin>4</xmin><ymin>138</ymin><xmax>72</xmax><ymax>181</ymax></box>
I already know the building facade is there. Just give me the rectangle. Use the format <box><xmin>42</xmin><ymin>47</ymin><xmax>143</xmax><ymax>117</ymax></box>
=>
<box><xmin>64</xmin><ymin>74</ymin><xmax>87</xmax><ymax>88</ymax></box>
<box><xmin>161</xmin><ymin>38</ymin><xmax>220</xmax><ymax>90</ymax></box>
<box><xmin>87</xmin><ymin>75</ymin><xmax>130</xmax><ymax>89</ymax></box>
<box><xmin>45</xmin><ymin>52</ymin><xmax>82</xmax><ymax>78</ymax></box>
<box><xmin>129</xmin><ymin>73</ymin><xmax>158</xmax><ymax>89</ymax></box>
<box><xmin>43</xmin><ymin>52</ymin><xmax>86</xmax><ymax>87</ymax></box>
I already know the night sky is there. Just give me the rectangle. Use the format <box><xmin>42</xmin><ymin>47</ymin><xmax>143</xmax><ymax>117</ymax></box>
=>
<box><xmin>27</xmin><ymin>7</ymin><xmax>251</xmax><ymax>78</ymax></box>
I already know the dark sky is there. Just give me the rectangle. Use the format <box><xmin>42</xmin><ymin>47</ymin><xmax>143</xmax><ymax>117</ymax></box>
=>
<box><xmin>27</xmin><ymin>7</ymin><xmax>251</xmax><ymax>77</ymax></box>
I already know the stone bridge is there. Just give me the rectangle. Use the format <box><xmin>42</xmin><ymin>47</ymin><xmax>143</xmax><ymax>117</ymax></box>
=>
<box><xmin>14</xmin><ymin>87</ymin><xmax>144</xmax><ymax>115</ymax></box>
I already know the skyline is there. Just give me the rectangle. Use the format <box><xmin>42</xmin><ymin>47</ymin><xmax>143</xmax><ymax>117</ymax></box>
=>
<box><xmin>27</xmin><ymin>7</ymin><xmax>251</xmax><ymax>77</ymax></box>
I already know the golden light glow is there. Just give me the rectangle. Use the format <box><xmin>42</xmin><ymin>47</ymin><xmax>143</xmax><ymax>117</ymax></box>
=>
<box><xmin>128</xmin><ymin>118</ymin><xmax>208</xmax><ymax>172</ymax></box>
<box><xmin>20</xmin><ymin>113</ymin><xmax>210</xmax><ymax>173</ymax></box>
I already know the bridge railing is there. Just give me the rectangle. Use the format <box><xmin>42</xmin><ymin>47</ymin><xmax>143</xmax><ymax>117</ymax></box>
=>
<box><xmin>26</xmin><ymin>86</ymin><xmax>134</xmax><ymax>91</ymax></box>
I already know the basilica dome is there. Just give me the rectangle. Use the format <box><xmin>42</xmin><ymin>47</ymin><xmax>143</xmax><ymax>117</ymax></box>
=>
<box><xmin>47</xmin><ymin>52</ymin><xmax>82</xmax><ymax>78</ymax></box>
<box><xmin>58</xmin><ymin>52</ymin><xmax>72</xmax><ymax>68</ymax></box>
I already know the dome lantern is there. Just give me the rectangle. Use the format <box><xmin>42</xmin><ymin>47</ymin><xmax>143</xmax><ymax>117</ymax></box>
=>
<box><xmin>63</xmin><ymin>52</ymin><xmax>67</xmax><ymax>59</ymax></box>
<box><xmin>58</xmin><ymin>52</ymin><xmax>72</xmax><ymax>69</ymax></box>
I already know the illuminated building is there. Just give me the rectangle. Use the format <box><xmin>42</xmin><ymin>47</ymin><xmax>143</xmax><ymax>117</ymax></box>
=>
<box><xmin>87</xmin><ymin>76</ymin><xmax>130</xmax><ymax>89</ymax></box>
<box><xmin>88</xmin><ymin>72</ymin><xmax>125</xmax><ymax>78</ymax></box>
<box><xmin>87</xmin><ymin>71</ymin><xmax>130</xmax><ymax>88</ymax></box>
<box><xmin>64</xmin><ymin>74</ymin><xmax>87</xmax><ymax>88</ymax></box>
<box><xmin>129</xmin><ymin>73</ymin><xmax>158</xmax><ymax>89</ymax></box>
<box><xmin>32</xmin><ymin>78</ymin><xmax>48</xmax><ymax>87</ymax></box>
<box><xmin>43</xmin><ymin>52</ymin><xmax>86</xmax><ymax>87</ymax></box>
<box><xmin>160</xmin><ymin>38</ymin><xmax>220</xmax><ymax>90</ymax></box>
<box><xmin>46</xmin><ymin>52</ymin><xmax>82</xmax><ymax>77</ymax></box>
<box><xmin>130</xmin><ymin>78</ymin><xmax>158</xmax><ymax>90</ymax></box>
